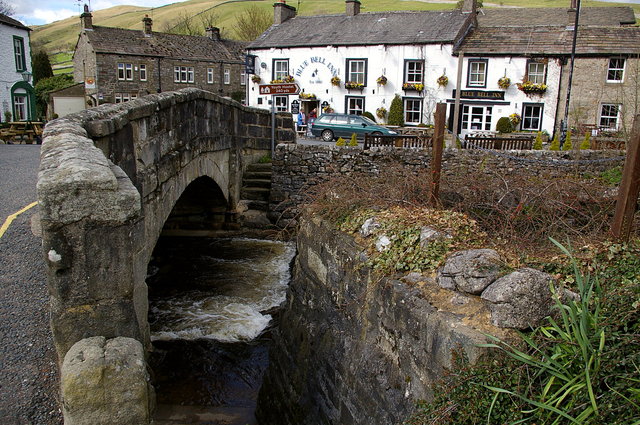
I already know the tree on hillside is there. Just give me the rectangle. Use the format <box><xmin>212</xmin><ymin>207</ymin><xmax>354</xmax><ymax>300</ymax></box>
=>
<box><xmin>162</xmin><ymin>11</ymin><xmax>200</xmax><ymax>36</ymax></box>
<box><xmin>234</xmin><ymin>6</ymin><xmax>272</xmax><ymax>41</ymax></box>
<box><xmin>32</xmin><ymin>51</ymin><xmax>54</xmax><ymax>84</ymax></box>
<box><xmin>0</xmin><ymin>0</ymin><xmax>14</xmax><ymax>16</ymax></box>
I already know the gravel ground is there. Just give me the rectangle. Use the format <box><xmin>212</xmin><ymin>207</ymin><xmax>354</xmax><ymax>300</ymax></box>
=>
<box><xmin>0</xmin><ymin>145</ymin><xmax>62</xmax><ymax>425</ymax></box>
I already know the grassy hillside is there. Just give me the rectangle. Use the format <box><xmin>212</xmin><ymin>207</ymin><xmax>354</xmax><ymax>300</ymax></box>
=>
<box><xmin>31</xmin><ymin>0</ymin><xmax>640</xmax><ymax>74</ymax></box>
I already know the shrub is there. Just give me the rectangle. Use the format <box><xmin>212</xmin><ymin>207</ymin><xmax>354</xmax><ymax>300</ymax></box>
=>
<box><xmin>336</xmin><ymin>137</ymin><xmax>346</xmax><ymax>146</ymax></box>
<box><xmin>533</xmin><ymin>131</ymin><xmax>543</xmax><ymax>150</ymax></box>
<box><xmin>580</xmin><ymin>131</ymin><xmax>591</xmax><ymax>150</ymax></box>
<box><xmin>3</xmin><ymin>110</ymin><xmax>11</xmax><ymax>123</ymax></box>
<box><xmin>349</xmin><ymin>133</ymin><xmax>358</xmax><ymax>146</ymax></box>
<box><xmin>362</xmin><ymin>111</ymin><xmax>375</xmax><ymax>122</ymax></box>
<box><xmin>562</xmin><ymin>130</ymin><xmax>573</xmax><ymax>150</ymax></box>
<box><xmin>496</xmin><ymin>117</ymin><xmax>514</xmax><ymax>133</ymax></box>
<box><xmin>549</xmin><ymin>133</ymin><xmax>560</xmax><ymax>151</ymax></box>
<box><xmin>388</xmin><ymin>95</ymin><xmax>404</xmax><ymax>126</ymax></box>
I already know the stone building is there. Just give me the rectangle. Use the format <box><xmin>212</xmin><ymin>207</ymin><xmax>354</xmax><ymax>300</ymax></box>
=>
<box><xmin>247</xmin><ymin>0</ymin><xmax>478</xmax><ymax>127</ymax></box>
<box><xmin>73</xmin><ymin>5</ymin><xmax>247</xmax><ymax>107</ymax></box>
<box><xmin>0</xmin><ymin>13</ymin><xmax>34</xmax><ymax>122</ymax></box>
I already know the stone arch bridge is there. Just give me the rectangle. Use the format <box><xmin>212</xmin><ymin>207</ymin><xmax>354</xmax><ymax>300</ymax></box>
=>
<box><xmin>37</xmin><ymin>88</ymin><xmax>294</xmax><ymax>360</ymax></box>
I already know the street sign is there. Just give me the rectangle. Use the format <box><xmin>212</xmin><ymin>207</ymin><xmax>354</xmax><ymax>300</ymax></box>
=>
<box><xmin>259</xmin><ymin>83</ymin><xmax>300</xmax><ymax>95</ymax></box>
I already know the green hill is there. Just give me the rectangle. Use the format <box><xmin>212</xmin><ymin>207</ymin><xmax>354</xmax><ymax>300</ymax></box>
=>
<box><xmin>31</xmin><ymin>0</ymin><xmax>640</xmax><ymax>75</ymax></box>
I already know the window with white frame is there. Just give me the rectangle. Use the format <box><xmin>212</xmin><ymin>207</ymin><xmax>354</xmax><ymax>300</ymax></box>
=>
<box><xmin>139</xmin><ymin>64</ymin><xmax>147</xmax><ymax>81</ymax></box>
<box><xmin>273</xmin><ymin>59</ymin><xmax>289</xmax><ymax>81</ymax></box>
<box><xmin>346</xmin><ymin>59</ymin><xmax>367</xmax><ymax>85</ymax></box>
<box><xmin>404</xmin><ymin>98</ymin><xmax>422</xmax><ymax>124</ymax></box>
<box><xmin>115</xmin><ymin>93</ymin><xmax>122</xmax><ymax>103</ymax></box>
<box><xmin>13</xmin><ymin>36</ymin><xmax>26</xmax><ymax>72</ymax></box>
<box><xmin>118</xmin><ymin>63</ymin><xmax>126</xmax><ymax>80</ymax></box>
<box><xmin>115</xmin><ymin>93</ymin><xmax>135</xmax><ymax>103</ymax></box>
<box><xmin>521</xmin><ymin>103</ymin><xmax>544</xmax><ymax>131</ymax></box>
<box><xmin>174</xmin><ymin>66</ymin><xmax>194</xmax><ymax>83</ymax></box>
<box><xmin>241</xmin><ymin>70</ymin><xmax>246</xmax><ymax>86</ymax></box>
<box><xmin>346</xmin><ymin>96</ymin><xmax>365</xmax><ymax>115</ymax></box>
<box><xmin>13</xmin><ymin>95</ymin><xmax>27</xmax><ymax>120</ymax></box>
<box><xmin>404</xmin><ymin>60</ymin><xmax>424</xmax><ymax>84</ymax></box>
<box><xmin>207</xmin><ymin>68</ymin><xmax>214</xmax><ymax>84</ymax></box>
<box><xmin>117</xmin><ymin>63</ymin><xmax>133</xmax><ymax>81</ymax></box>
<box><xmin>607</xmin><ymin>58</ymin><xmax>625</xmax><ymax>83</ymax></box>
<box><xmin>274</xmin><ymin>95</ymin><xmax>288</xmax><ymax>112</ymax></box>
<box><xmin>467</xmin><ymin>59</ymin><xmax>487</xmax><ymax>88</ymax></box>
<box><xmin>224</xmin><ymin>68</ymin><xmax>230</xmax><ymax>85</ymax></box>
<box><xmin>599</xmin><ymin>104</ymin><xmax>620</xmax><ymax>129</ymax></box>
<box><xmin>527</xmin><ymin>61</ymin><xmax>546</xmax><ymax>84</ymax></box>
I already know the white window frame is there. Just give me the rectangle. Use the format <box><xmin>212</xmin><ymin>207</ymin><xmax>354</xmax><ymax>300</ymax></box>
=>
<box><xmin>521</xmin><ymin>103</ymin><xmax>544</xmax><ymax>131</ymax></box>
<box><xmin>607</xmin><ymin>58</ymin><xmax>625</xmax><ymax>83</ymax></box>
<box><xmin>224</xmin><ymin>68</ymin><xmax>230</xmax><ymax>85</ymax></box>
<box><xmin>13</xmin><ymin>36</ymin><xmax>26</xmax><ymax>72</ymax></box>
<box><xmin>207</xmin><ymin>68</ymin><xmax>214</xmax><ymax>84</ymax></box>
<box><xmin>467</xmin><ymin>60</ymin><xmax>487</xmax><ymax>88</ymax></box>
<box><xmin>174</xmin><ymin>66</ymin><xmax>194</xmax><ymax>83</ymax></box>
<box><xmin>187</xmin><ymin>67</ymin><xmax>194</xmax><ymax>83</ymax></box>
<box><xmin>118</xmin><ymin>63</ymin><xmax>126</xmax><ymax>81</ymax></box>
<box><xmin>241</xmin><ymin>70</ymin><xmax>246</xmax><ymax>86</ymax></box>
<box><xmin>404</xmin><ymin>98</ymin><xmax>422</xmax><ymax>125</ymax></box>
<box><xmin>527</xmin><ymin>61</ymin><xmax>546</xmax><ymax>85</ymax></box>
<box><xmin>404</xmin><ymin>60</ymin><xmax>424</xmax><ymax>84</ymax></box>
<box><xmin>125</xmin><ymin>64</ymin><xmax>133</xmax><ymax>81</ymax></box>
<box><xmin>139</xmin><ymin>64</ymin><xmax>147</xmax><ymax>81</ymax></box>
<box><xmin>599</xmin><ymin>104</ymin><xmax>621</xmax><ymax>129</ymax></box>
<box><xmin>346</xmin><ymin>96</ymin><xmax>365</xmax><ymax>115</ymax></box>
<box><xmin>346</xmin><ymin>59</ymin><xmax>367</xmax><ymax>85</ymax></box>
<box><xmin>13</xmin><ymin>95</ymin><xmax>27</xmax><ymax>120</ymax></box>
<box><xmin>273</xmin><ymin>59</ymin><xmax>289</xmax><ymax>81</ymax></box>
<box><xmin>174</xmin><ymin>66</ymin><xmax>181</xmax><ymax>82</ymax></box>
<box><xmin>115</xmin><ymin>93</ymin><xmax>123</xmax><ymax>103</ymax></box>
<box><xmin>274</xmin><ymin>95</ymin><xmax>288</xmax><ymax>112</ymax></box>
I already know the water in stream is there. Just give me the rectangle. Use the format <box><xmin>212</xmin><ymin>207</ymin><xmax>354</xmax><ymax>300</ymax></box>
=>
<box><xmin>147</xmin><ymin>237</ymin><xmax>295</xmax><ymax>425</ymax></box>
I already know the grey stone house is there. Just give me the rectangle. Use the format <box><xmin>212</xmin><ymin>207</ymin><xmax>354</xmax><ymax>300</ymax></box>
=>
<box><xmin>73</xmin><ymin>6</ymin><xmax>247</xmax><ymax>107</ymax></box>
<box><xmin>456</xmin><ymin>4</ymin><xmax>639</xmax><ymax>137</ymax></box>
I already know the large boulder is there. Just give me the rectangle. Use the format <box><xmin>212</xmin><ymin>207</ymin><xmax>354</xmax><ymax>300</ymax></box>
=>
<box><xmin>481</xmin><ymin>268</ymin><xmax>557</xmax><ymax>329</ymax></box>
<box><xmin>61</xmin><ymin>336</ymin><xmax>154</xmax><ymax>425</ymax></box>
<box><xmin>437</xmin><ymin>249</ymin><xmax>503</xmax><ymax>294</ymax></box>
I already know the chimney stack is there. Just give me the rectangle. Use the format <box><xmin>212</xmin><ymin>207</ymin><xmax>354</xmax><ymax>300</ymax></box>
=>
<box><xmin>273</xmin><ymin>1</ymin><xmax>296</xmax><ymax>25</ymax></box>
<box><xmin>206</xmin><ymin>26</ymin><xmax>221</xmax><ymax>41</ymax></box>
<box><xmin>143</xmin><ymin>15</ymin><xmax>153</xmax><ymax>36</ymax></box>
<box><xmin>80</xmin><ymin>4</ymin><xmax>93</xmax><ymax>30</ymax></box>
<box><xmin>461</xmin><ymin>0</ymin><xmax>477</xmax><ymax>14</ymax></box>
<box><xmin>570</xmin><ymin>0</ymin><xmax>578</xmax><ymax>9</ymax></box>
<box><xmin>346</xmin><ymin>0</ymin><xmax>361</xmax><ymax>17</ymax></box>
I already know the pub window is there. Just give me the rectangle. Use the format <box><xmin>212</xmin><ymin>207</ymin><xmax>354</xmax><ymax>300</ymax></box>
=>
<box><xmin>599</xmin><ymin>104</ymin><xmax>621</xmax><ymax>129</ymax></box>
<box><xmin>139</xmin><ymin>64</ymin><xmax>147</xmax><ymax>81</ymax></box>
<box><xmin>404</xmin><ymin>60</ymin><xmax>424</xmax><ymax>84</ymax></box>
<box><xmin>404</xmin><ymin>98</ymin><xmax>422</xmax><ymax>125</ymax></box>
<box><xmin>467</xmin><ymin>59</ymin><xmax>488</xmax><ymax>88</ymax></box>
<box><xmin>13</xmin><ymin>36</ymin><xmax>26</xmax><ymax>71</ymax></box>
<box><xmin>526</xmin><ymin>60</ymin><xmax>546</xmax><ymax>84</ymax></box>
<box><xmin>346</xmin><ymin>59</ymin><xmax>367</xmax><ymax>85</ymax></box>
<box><xmin>273</xmin><ymin>59</ymin><xmax>289</xmax><ymax>81</ymax></box>
<box><xmin>521</xmin><ymin>103</ymin><xmax>544</xmax><ymax>131</ymax></box>
<box><xmin>607</xmin><ymin>58</ymin><xmax>625</xmax><ymax>83</ymax></box>
<box><xmin>345</xmin><ymin>96</ymin><xmax>365</xmax><ymax>115</ymax></box>
<box><xmin>274</xmin><ymin>95</ymin><xmax>288</xmax><ymax>112</ymax></box>
<box><xmin>207</xmin><ymin>68</ymin><xmax>214</xmax><ymax>84</ymax></box>
<box><xmin>224</xmin><ymin>68</ymin><xmax>230</xmax><ymax>85</ymax></box>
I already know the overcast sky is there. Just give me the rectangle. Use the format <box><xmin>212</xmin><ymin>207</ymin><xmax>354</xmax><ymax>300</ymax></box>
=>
<box><xmin>10</xmin><ymin>0</ymin><xmax>189</xmax><ymax>26</ymax></box>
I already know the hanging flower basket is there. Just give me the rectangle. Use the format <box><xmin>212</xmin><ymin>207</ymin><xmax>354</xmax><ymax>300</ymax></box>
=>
<box><xmin>344</xmin><ymin>81</ymin><xmax>364</xmax><ymax>90</ymax></box>
<box><xmin>437</xmin><ymin>75</ymin><xmax>448</xmax><ymax>87</ymax></box>
<box><xmin>516</xmin><ymin>80</ymin><xmax>547</xmax><ymax>95</ymax></box>
<box><xmin>299</xmin><ymin>92</ymin><xmax>317</xmax><ymax>100</ymax></box>
<box><xmin>509</xmin><ymin>113</ymin><xmax>521</xmax><ymax>126</ymax></box>
<box><xmin>251</xmin><ymin>75</ymin><xmax>261</xmax><ymax>84</ymax></box>
<box><xmin>376</xmin><ymin>107</ymin><xmax>387</xmax><ymax>119</ymax></box>
<box><xmin>270</xmin><ymin>75</ymin><xmax>295</xmax><ymax>84</ymax></box>
<box><xmin>323</xmin><ymin>104</ymin><xmax>334</xmax><ymax>113</ymax></box>
<box><xmin>376</xmin><ymin>75</ymin><xmax>387</xmax><ymax>86</ymax></box>
<box><xmin>498</xmin><ymin>76</ymin><xmax>511</xmax><ymax>89</ymax></box>
<box><xmin>402</xmin><ymin>83</ymin><xmax>424</xmax><ymax>92</ymax></box>
<box><xmin>331</xmin><ymin>76</ymin><xmax>341</xmax><ymax>86</ymax></box>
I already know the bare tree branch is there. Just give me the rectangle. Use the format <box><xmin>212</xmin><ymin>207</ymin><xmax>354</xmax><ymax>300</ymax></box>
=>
<box><xmin>0</xmin><ymin>0</ymin><xmax>15</xmax><ymax>16</ymax></box>
<box><xmin>233</xmin><ymin>5</ymin><xmax>272</xmax><ymax>41</ymax></box>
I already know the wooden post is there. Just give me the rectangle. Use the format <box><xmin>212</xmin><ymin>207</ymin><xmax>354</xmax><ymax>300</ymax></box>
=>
<box><xmin>430</xmin><ymin>103</ymin><xmax>446</xmax><ymax>207</ymax></box>
<box><xmin>611</xmin><ymin>114</ymin><xmax>640</xmax><ymax>240</ymax></box>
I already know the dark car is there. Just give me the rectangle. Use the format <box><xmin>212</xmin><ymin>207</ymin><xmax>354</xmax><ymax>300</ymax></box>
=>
<box><xmin>309</xmin><ymin>113</ymin><xmax>397</xmax><ymax>142</ymax></box>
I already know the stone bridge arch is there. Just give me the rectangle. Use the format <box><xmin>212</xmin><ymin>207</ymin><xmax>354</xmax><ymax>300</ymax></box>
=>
<box><xmin>37</xmin><ymin>88</ymin><xmax>294</xmax><ymax>361</ymax></box>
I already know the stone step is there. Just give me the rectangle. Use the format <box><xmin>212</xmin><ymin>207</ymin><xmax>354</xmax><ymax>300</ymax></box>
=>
<box><xmin>246</xmin><ymin>162</ymin><xmax>272</xmax><ymax>172</ymax></box>
<box><xmin>243</xmin><ymin>178</ymin><xmax>271</xmax><ymax>189</ymax></box>
<box><xmin>243</xmin><ymin>170</ymin><xmax>272</xmax><ymax>180</ymax></box>
<box><xmin>241</xmin><ymin>187</ymin><xmax>270</xmax><ymax>202</ymax></box>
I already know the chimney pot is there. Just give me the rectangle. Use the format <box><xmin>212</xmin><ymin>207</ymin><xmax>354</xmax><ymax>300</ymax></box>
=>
<box><xmin>80</xmin><ymin>4</ymin><xmax>93</xmax><ymax>30</ymax></box>
<box><xmin>346</xmin><ymin>0</ymin><xmax>361</xmax><ymax>17</ymax></box>
<box><xmin>273</xmin><ymin>1</ymin><xmax>296</xmax><ymax>25</ymax></box>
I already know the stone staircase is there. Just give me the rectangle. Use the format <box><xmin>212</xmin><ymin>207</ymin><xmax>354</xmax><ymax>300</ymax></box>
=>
<box><xmin>239</xmin><ymin>162</ymin><xmax>272</xmax><ymax>227</ymax></box>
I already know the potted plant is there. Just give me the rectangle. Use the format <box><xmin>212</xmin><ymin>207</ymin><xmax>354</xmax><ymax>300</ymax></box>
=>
<box><xmin>331</xmin><ymin>76</ymin><xmax>341</xmax><ymax>86</ymax></box>
<box><xmin>402</xmin><ymin>83</ymin><xmax>424</xmax><ymax>92</ymax></box>
<box><xmin>498</xmin><ymin>76</ymin><xmax>511</xmax><ymax>89</ymax></box>
<box><xmin>516</xmin><ymin>80</ymin><xmax>547</xmax><ymax>95</ymax></box>
<box><xmin>376</xmin><ymin>75</ymin><xmax>387</xmax><ymax>86</ymax></box>
<box><xmin>270</xmin><ymin>75</ymin><xmax>295</xmax><ymax>84</ymax></box>
<box><xmin>251</xmin><ymin>75</ymin><xmax>261</xmax><ymax>84</ymax></box>
<box><xmin>344</xmin><ymin>81</ymin><xmax>364</xmax><ymax>90</ymax></box>
<box><xmin>437</xmin><ymin>75</ymin><xmax>448</xmax><ymax>87</ymax></box>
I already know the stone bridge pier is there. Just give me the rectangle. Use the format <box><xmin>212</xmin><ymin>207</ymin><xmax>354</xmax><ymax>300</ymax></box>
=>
<box><xmin>37</xmin><ymin>88</ymin><xmax>294</xmax><ymax>365</ymax></box>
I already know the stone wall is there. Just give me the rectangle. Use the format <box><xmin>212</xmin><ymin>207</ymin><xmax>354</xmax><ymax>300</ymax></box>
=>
<box><xmin>257</xmin><ymin>215</ymin><xmax>512</xmax><ymax>425</ymax></box>
<box><xmin>269</xmin><ymin>144</ymin><xmax>625</xmax><ymax>223</ymax></box>
<box><xmin>38</xmin><ymin>88</ymin><xmax>294</xmax><ymax>362</ymax></box>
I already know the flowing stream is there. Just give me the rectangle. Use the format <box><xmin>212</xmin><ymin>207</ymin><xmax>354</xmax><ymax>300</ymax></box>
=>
<box><xmin>147</xmin><ymin>236</ymin><xmax>295</xmax><ymax>425</ymax></box>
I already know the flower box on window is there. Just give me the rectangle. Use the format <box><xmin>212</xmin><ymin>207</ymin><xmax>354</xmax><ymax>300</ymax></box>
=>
<box><xmin>516</xmin><ymin>80</ymin><xmax>547</xmax><ymax>95</ymax></box>
<box><xmin>402</xmin><ymin>83</ymin><xmax>424</xmax><ymax>92</ymax></box>
<box><xmin>270</xmin><ymin>75</ymin><xmax>295</xmax><ymax>84</ymax></box>
<box><xmin>299</xmin><ymin>92</ymin><xmax>317</xmax><ymax>100</ymax></box>
<box><xmin>331</xmin><ymin>76</ymin><xmax>341</xmax><ymax>86</ymax></box>
<box><xmin>344</xmin><ymin>81</ymin><xmax>364</xmax><ymax>90</ymax></box>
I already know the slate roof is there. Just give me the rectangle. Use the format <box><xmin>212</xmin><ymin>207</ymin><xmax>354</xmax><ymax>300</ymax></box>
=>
<box><xmin>84</xmin><ymin>26</ymin><xmax>246</xmax><ymax>62</ymax></box>
<box><xmin>248</xmin><ymin>10</ymin><xmax>472</xmax><ymax>49</ymax></box>
<box><xmin>0</xmin><ymin>13</ymin><xmax>30</xmax><ymax>31</ymax></box>
<box><xmin>458</xmin><ymin>25</ymin><xmax>640</xmax><ymax>56</ymax></box>
<box><xmin>477</xmin><ymin>6</ymin><xmax>636</xmax><ymax>27</ymax></box>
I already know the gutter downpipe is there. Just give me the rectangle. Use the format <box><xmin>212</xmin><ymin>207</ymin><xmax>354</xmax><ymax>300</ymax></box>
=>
<box><xmin>561</xmin><ymin>0</ymin><xmax>581</xmax><ymax>147</ymax></box>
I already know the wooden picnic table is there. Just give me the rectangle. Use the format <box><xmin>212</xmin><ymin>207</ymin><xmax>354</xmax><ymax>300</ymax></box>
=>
<box><xmin>0</xmin><ymin>121</ymin><xmax>44</xmax><ymax>144</ymax></box>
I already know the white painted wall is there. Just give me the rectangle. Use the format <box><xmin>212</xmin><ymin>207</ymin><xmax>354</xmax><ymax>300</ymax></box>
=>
<box><xmin>0</xmin><ymin>22</ymin><xmax>32</xmax><ymax>122</ymax></box>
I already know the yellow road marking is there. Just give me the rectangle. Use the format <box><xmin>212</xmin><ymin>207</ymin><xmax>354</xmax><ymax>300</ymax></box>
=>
<box><xmin>0</xmin><ymin>201</ymin><xmax>38</xmax><ymax>239</ymax></box>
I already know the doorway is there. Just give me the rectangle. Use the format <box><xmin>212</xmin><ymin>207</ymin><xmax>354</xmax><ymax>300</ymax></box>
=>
<box><xmin>461</xmin><ymin>104</ymin><xmax>493</xmax><ymax>137</ymax></box>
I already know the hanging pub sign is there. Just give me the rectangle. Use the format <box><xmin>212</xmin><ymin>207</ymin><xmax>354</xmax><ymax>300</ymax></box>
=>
<box><xmin>245</xmin><ymin>54</ymin><xmax>257</xmax><ymax>74</ymax></box>
<box><xmin>291</xmin><ymin>100</ymin><xmax>300</xmax><ymax>114</ymax></box>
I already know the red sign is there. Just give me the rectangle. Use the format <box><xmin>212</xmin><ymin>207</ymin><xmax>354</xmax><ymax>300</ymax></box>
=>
<box><xmin>258</xmin><ymin>83</ymin><xmax>300</xmax><ymax>95</ymax></box>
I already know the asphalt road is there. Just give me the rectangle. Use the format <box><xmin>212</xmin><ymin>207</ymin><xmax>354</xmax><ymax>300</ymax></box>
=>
<box><xmin>0</xmin><ymin>145</ymin><xmax>62</xmax><ymax>425</ymax></box>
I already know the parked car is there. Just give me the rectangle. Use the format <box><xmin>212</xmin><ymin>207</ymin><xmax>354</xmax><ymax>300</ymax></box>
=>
<box><xmin>309</xmin><ymin>113</ymin><xmax>397</xmax><ymax>142</ymax></box>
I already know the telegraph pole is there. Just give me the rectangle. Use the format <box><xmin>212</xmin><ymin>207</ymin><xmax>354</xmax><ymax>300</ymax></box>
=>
<box><xmin>560</xmin><ymin>0</ymin><xmax>581</xmax><ymax>147</ymax></box>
